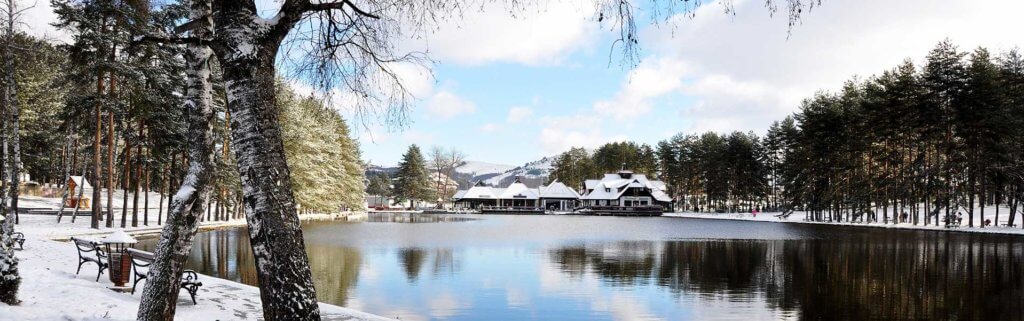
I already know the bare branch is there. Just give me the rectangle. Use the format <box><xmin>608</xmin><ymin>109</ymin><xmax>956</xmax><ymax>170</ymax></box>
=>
<box><xmin>132</xmin><ymin>35</ymin><xmax>203</xmax><ymax>46</ymax></box>
<box><xmin>307</xmin><ymin>1</ymin><xmax>380</xmax><ymax>19</ymax></box>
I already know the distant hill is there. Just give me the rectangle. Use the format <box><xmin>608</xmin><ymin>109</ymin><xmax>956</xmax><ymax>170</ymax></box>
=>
<box><xmin>367</xmin><ymin>156</ymin><xmax>557</xmax><ymax>189</ymax></box>
<box><xmin>451</xmin><ymin>156</ymin><xmax>555</xmax><ymax>188</ymax></box>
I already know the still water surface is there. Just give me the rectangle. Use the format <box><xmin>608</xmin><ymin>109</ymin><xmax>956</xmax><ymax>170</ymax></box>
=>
<box><xmin>137</xmin><ymin>213</ymin><xmax>1024</xmax><ymax>321</ymax></box>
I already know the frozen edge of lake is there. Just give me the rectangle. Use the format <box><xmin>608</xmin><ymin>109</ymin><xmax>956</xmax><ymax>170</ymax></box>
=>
<box><xmin>665</xmin><ymin>211</ymin><xmax>1024</xmax><ymax>236</ymax></box>
<box><xmin>0</xmin><ymin>212</ymin><xmax>393</xmax><ymax>321</ymax></box>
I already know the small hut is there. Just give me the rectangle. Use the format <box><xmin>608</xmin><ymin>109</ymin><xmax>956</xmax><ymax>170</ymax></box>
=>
<box><xmin>65</xmin><ymin>176</ymin><xmax>92</xmax><ymax>209</ymax></box>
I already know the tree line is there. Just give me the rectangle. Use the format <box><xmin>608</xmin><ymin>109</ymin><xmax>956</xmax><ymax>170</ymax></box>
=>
<box><xmin>557</xmin><ymin>41</ymin><xmax>1024</xmax><ymax>228</ymax></box>
<box><xmin>550</xmin><ymin>142</ymin><xmax>658</xmax><ymax>190</ymax></box>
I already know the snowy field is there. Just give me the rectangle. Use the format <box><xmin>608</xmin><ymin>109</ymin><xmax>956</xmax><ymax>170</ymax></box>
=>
<box><xmin>1</xmin><ymin>195</ymin><xmax>392</xmax><ymax>321</ymax></box>
<box><xmin>667</xmin><ymin>206</ymin><xmax>1024</xmax><ymax>236</ymax></box>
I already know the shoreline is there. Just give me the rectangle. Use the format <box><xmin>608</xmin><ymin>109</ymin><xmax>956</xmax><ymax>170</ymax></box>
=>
<box><xmin>2</xmin><ymin>212</ymin><xmax>391</xmax><ymax>321</ymax></box>
<box><xmin>664</xmin><ymin>212</ymin><xmax>1024</xmax><ymax>236</ymax></box>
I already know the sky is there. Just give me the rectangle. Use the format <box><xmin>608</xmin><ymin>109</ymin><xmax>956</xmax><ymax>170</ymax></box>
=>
<box><xmin>23</xmin><ymin>0</ymin><xmax>1024</xmax><ymax>167</ymax></box>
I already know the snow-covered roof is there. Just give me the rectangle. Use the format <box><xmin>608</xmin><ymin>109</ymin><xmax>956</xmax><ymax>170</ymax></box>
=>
<box><xmin>452</xmin><ymin>190</ymin><xmax>467</xmax><ymax>199</ymax></box>
<box><xmin>539</xmin><ymin>180</ymin><xmax>580</xmax><ymax>199</ymax></box>
<box><xmin>499</xmin><ymin>179</ymin><xmax>539</xmax><ymax>200</ymax></box>
<box><xmin>581</xmin><ymin>171</ymin><xmax>671</xmax><ymax>202</ymax></box>
<box><xmin>584</xmin><ymin>179</ymin><xmax>600</xmax><ymax>191</ymax></box>
<box><xmin>458</xmin><ymin>182</ymin><xmax>499</xmax><ymax>200</ymax></box>
<box><xmin>102</xmin><ymin>230</ymin><xmax>138</xmax><ymax>244</ymax></box>
<box><xmin>70</xmin><ymin>176</ymin><xmax>91</xmax><ymax>189</ymax></box>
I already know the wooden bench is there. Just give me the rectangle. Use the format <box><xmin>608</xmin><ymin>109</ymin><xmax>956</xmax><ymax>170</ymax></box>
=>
<box><xmin>12</xmin><ymin>232</ymin><xmax>25</xmax><ymax>250</ymax></box>
<box><xmin>71</xmin><ymin>237</ymin><xmax>108</xmax><ymax>282</ymax></box>
<box><xmin>126</xmin><ymin>248</ymin><xmax>203</xmax><ymax>304</ymax></box>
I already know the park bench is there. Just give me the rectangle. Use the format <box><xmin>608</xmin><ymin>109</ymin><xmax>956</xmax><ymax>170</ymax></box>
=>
<box><xmin>126</xmin><ymin>248</ymin><xmax>203</xmax><ymax>304</ymax></box>
<box><xmin>12</xmin><ymin>232</ymin><xmax>25</xmax><ymax>250</ymax></box>
<box><xmin>71</xmin><ymin>237</ymin><xmax>108</xmax><ymax>282</ymax></box>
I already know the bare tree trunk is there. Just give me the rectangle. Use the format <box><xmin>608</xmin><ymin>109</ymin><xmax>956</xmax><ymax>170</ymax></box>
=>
<box><xmin>132</xmin><ymin>119</ymin><xmax>143</xmax><ymax>227</ymax></box>
<box><xmin>121</xmin><ymin>141</ymin><xmax>132</xmax><ymax>228</ymax></box>
<box><xmin>0</xmin><ymin>0</ymin><xmax>23</xmax><ymax>300</ymax></box>
<box><xmin>210</xmin><ymin>6</ymin><xmax>321</xmax><ymax>317</ymax></box>
<box><xmin>144</xmin><ymin>147</ymin><xmax>150</xmax><ymax>225</ymax></box>
<box><xmin>56</xmin><ymin>129</ymin><xmax>75</xmax><ymax>222</ymax></box>
<box><xmin>137</xmin><ymin>5</ymin><xmax>216</xmax><ymax>318</ymax></box>
<box><xmin>157</xmin><ymin>163</ymin><xmax>166</xmax><ymax>225</ymax></box>
<box><xmin>91</xmin><ymin>21</ymin><xmax>105</xmax><ymax>229</ymax></box>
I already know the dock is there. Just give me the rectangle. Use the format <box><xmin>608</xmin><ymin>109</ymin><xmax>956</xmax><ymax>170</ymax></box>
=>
<box><xmin>576</xmin><ymin>206</ymin><xmax>663</xmax><ymax>217</ymax></box>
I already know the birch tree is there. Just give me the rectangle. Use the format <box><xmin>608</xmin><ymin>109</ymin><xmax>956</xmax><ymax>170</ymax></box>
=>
<box><xmin>0</xmin><ymin>0</ymin><xmax>26</xmax><ymax>305</ymax></box>
<box><xmin>135</xmin><ymin>0</ymin><xmax>216</xmax><ymax>319</ymax></box>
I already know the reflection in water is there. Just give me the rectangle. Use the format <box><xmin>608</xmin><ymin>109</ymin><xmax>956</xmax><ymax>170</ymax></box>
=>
<box><xmin>551</xmin><ymin>235</ymin><xmax>1024</xmax><ymax>321</ymax></box>
<box><xmin>366</xmin><ymin>212</ymin><xmax>477</xmax><ymax>223</ymax></box>
<box><xmin>137</xmin><ymin>215</ymin><xmax>1024</xmax><ymax>321</ymax></box>
<box><xmin>399</xmin><ymin>248</ymin><xmax>427</xmax><ymax>282</ymax></box>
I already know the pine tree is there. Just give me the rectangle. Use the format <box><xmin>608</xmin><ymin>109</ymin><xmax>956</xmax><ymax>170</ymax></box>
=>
<box><xmin>551</xmin><ymin>147</ymin><xmax>594</xmax><ymax>191</ymax></box>
<box><xmin>393</xmin><ymin>144</ymin><xmax>432</xmax><ymax>208</ymax></box>
<box><xmin>279</xmin><ymin>82</ymin><xmax>365</xmax><ymax>213</ymax></box>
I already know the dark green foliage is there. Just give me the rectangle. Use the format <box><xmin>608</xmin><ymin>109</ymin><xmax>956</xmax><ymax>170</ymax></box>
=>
<box><xmin>366</xmin><ymin>172</ymin><xmax>392</xmax><ymax>197</ymax></box>
<box><xmin>551</xmin><ymin>147</ymin><xmax>596</xmax><ymax>191</ymax></box>
<box><xmin>393</xmin><ymin>145</ymin><xmax>433</xmax><ymax>207</ymax></box>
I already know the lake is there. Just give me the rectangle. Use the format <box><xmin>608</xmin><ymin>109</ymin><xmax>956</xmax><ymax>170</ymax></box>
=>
<box><xmin>136</xmin><ymin>213</ymin><xmax>1024</xmax><ymax>321</ymax></box>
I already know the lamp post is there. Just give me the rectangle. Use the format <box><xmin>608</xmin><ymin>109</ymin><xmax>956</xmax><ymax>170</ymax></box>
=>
<box><xmin>101</xmin><ymin>230</ymin><xmax>137</xmax><ymax>287</ymax></box>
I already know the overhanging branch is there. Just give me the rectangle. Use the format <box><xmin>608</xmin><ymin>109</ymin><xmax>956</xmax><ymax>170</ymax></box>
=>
<box><xmin>307</xmin><ymin>1</ymin><xmax>380</xmax><ymax>19</ymax></box>
<box><xmin>132</xmin><ymin>35</ymin><xmax>203</xmax><ymax>46</ymax></box>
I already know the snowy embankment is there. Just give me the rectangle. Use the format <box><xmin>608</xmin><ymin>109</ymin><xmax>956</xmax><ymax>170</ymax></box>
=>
<box><xmin>666</xmin><ymin>207</ymin><xmax>1024</xmax><ymax>236</ymax></box>
<box><xmin>1</xmin><ymin>196</ymin><xmax>390</xmax><ymax>321</ymax></box>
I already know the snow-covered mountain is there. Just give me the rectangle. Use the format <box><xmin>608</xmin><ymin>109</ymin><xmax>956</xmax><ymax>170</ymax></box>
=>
<box><xmin>366</xmin><ymin>156</ymin><xmax>557</xmax><ymax>188</ymax></box>
<box><xmin>454</xmin><ymin>156</ymin><xmax>556</xmax><ymax>188</ymax></box>
<box><xmin>454</xmin><ymin>161</ymin><xmax>517</xmax><ymax>177</ymax></box>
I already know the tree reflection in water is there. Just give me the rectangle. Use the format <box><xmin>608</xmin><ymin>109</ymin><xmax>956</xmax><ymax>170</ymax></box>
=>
<box><xmin>549</xmin><ymin>232</ymin><xmax>1024</xmax><ymax>321</ymax></box>
<box><xmin>136</xmin><ymin>218</ymin><xmax>1024</xmax><ymax>321</ymax></box>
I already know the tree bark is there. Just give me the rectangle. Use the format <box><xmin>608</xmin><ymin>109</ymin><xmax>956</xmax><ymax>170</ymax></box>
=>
<box><xmin>144</xmin><ymin>146</ymin><xmax>150</xmax><ymax>226</ymax></box>
<box><xmin>133</xmin><ymin>119</ymin><xmax>143</xmax><ymax>227</ymax></box>
<box><xmin>92</xmin><ymin>35</ymin><xmax>105</xmax><ymax>229</ymax></box>
<box><xmin>209</xmin><ymin>5</ymin><xmax>321</xmax><ymax>318</ymax></box>
<box><xmin>136</xmin><ymin>4</ymin><xmax>217</xmax><ymax>318</ymax></box>
<box><xmin>0</xmin><ymin>0</ymin><xmax>22</xmax><ymax>300</ymax></box>
<box><xmin>121</xmin><ymin>142</ymin><xmax>132</xmax><ymax>228</ymax></box>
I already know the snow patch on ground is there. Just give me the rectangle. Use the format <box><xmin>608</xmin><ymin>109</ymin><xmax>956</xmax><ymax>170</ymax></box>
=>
<box><xmin>1</xmin><ymin>195</ymin><xmax>392</xmax><ymax>320</ymax></box>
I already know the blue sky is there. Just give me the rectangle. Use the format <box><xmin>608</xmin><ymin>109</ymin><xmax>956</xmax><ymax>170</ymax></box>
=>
<box><xmin>25</xmin><ymin>0</ymin><xmax>1024</xmax><ymax>166</ymax></box>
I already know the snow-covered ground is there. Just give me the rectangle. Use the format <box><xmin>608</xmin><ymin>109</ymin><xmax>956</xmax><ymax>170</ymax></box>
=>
<box><xmin>667</xmin><ymin>206</ymin><xmax>1024</xmax><ymax>236</ymax></box>
<box><xmin>1</xmin><ymin>194</ymin><xmax>392</xmax><ymax>321</ymax></box>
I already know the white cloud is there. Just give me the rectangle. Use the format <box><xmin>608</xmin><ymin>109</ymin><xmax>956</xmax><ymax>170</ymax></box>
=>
<box><xmin>403</xmin><ymin>1</ymin><xmax>598</xmax><ymax>66</ymax></box>
<box><xmin>538</xmin><ymin>127</ymin><xmax>627</xmax><ymax>155</ymax></box>
<box><xmin>592</xmin><ymin>56</ymin><xmax>691</xmax><ymax>120</ymax></box>
<box><xmin>424</xmin><ymin>90</ymin><xmax>476</xmax><ymax>119</ymax></box>
<box><xmin>506</xmin><ymin>107</ymin><xmax>534</xmax><ymax>123</ymax></box>
<box><xmin>479</xmin><ymin>123</ymin><xmax>500</xmax><ymax>133</ymax></box>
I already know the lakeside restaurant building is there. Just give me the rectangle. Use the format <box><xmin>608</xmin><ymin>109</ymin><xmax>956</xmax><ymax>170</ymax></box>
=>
<box><xmin>454</xmin><ymin>178</ymin><xmax>581</xmax><ymax>212</ymax></box>
<box><xmin>581</xmin><ymin>170</ymin><xmax>673</xmax><ymax>211</ymax></box>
